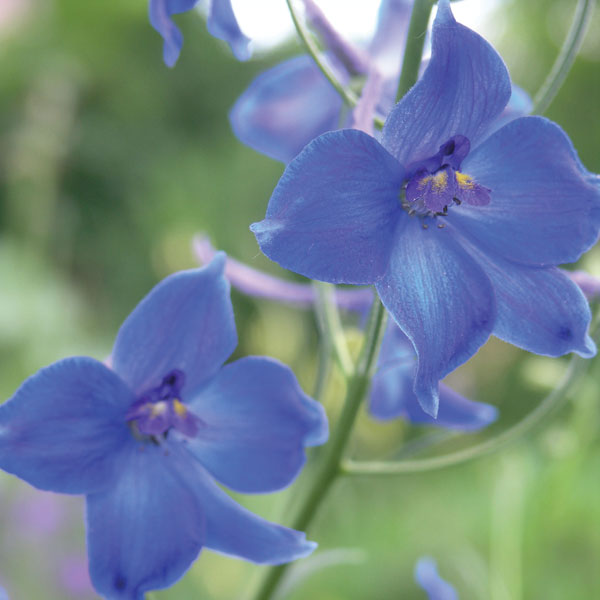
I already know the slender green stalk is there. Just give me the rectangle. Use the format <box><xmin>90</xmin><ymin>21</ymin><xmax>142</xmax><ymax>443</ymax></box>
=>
<box><xmin>285</xmin><ymin>0</ymin><xmax>358</xmax><ymax>108</ymax></box>
<box><xmin>342</xmin><ymin>347</ymin><xmax>592</xmax><ymax>476</ymax></box>
<box><xmin>251</xmin><ymin>300</ymin><xmax>387</xmax><ymax>600</ymax></box>
<box><xmin>395</xmin><ymin>0</ymin><xmax>435</xmax><ymax>102</ymax></box>
<box><xmin>313</xmin><ymin>282</ymin><xmax>354</xmax><ymax>377</ymax></box>
<box><xmin>285</xmin><ymin>0</ymin><xmax>385</xmax><ymax>129</ymax></box>
<box><xmin>532</xmin><ymin>0</ymin><xmax>595</xmax><ymax>115</ymax></box>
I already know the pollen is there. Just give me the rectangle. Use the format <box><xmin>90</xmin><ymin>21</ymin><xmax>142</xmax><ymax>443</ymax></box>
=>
<box><xmin>417</xmin><ymin>170</ymin><xmax>448</xmax><ymax>194</ymax></box>
<box><xmin>456</xmin><ymin>171</ymin><xmax>475</xmax><ymax>190</ymax></box>
<box><xmin>173</xmin><ymin>399</ymin><xmax>187</xmax><ymax>417</ymax></box>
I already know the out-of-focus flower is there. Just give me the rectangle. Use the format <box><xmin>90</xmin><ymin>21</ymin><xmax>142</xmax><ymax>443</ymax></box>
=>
<box><xmin>0</xmin><ymin>254</ymin><xmax>327</xmax><ymax>599</ymax></box>
<box><xmin>194</xmin><ymin>236</ymin><xmax>497</xmax><ymax>431</ymax></box>
<box><xmin>149</xmin><ymin>0</ymin><xmax>250</xmax><ymax>67</ymax></box>
<box><xmin>252</xmin><ymin>0</ymin><xmax>600</xmax><ymax>417</ymax></box>
<box><xmin>566</xmin><ymin>270</ymin><xmax>600</xmax><ymax>301</ymax></box>
<box><xmin>415</xmin><ymin>557</ymin><xmax>458</xmax><ymax>600</ymax></box>
<box><xmin>230</xmin><ymin>0</ymin><xmax>412</xmax><ymax>162</ymax></box>
<box><xmin>371</xmin><ymin>323</ymin><xmax>497</xmax><ymax>429</ymax></box>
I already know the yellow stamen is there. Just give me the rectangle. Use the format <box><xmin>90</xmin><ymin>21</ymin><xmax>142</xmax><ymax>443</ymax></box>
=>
<box><xmin>173</xmin><ymin>399</ymin><xmax>187</xmax><ymax>417</ymax></box>
<box><xmin>418</xmin><ymin>171</ymin><xmax>448</xmax><ymax>193</ymax></box>
<box><xmin>456</xmin><ymin>171</ymin><xmax>475</xmax><ymax>190</ymax></box>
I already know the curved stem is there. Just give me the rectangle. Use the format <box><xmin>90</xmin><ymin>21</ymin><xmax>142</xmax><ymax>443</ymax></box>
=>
<box><xmin>285</xmin><ymin>0</ymin><xmax>385</xmax><ymax>129</ymax></box>
<box><xmin>313</xmin><ymin>282</ymin><xmax>354</xmax><ymax>377</ymax></box>
<box><xmin>395</xmin><ymin>0</ymin><xmax>435</xmax><ymax>102</ymax></box>
<box><xmin>532</xmin><ymin>0</ymin><xmax>595</xmax><ymax>115</ymax></box>
<box><xmin>342</xmin><ymin>347</ymin><xmax>592</xmax><ymax>476</ymax></box>
<box><xmin>286</xmin><ymin>0</ymin><xmax>358</xmax><ymax>107</ymax></box>
<box><xmin>250</xmin><ymin>299</ymin><xmax>387</xmax><ymax>600</ymax></box>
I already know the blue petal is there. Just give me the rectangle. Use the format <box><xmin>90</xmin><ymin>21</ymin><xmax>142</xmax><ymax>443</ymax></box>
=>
<box><xmin>207</xmin><ymin>0</ymin><xmax>251</xmax><ymax>61</ymax></box>
<box><xmin>382</xmin><ymin>0</ymin><xmax>511</xmax><ymax>166</ymax></box>
<box><xmin>86</xmin><ymin>443</ymin><xmax>205</xmax><ymax>599</ymax></box>
<box><xmin>196</xmin><ymin>460</ymin><xmax>316</xmax><ymax>564</ymax></box>
<box><xmin>485</xmin><ymin>83</ymin><xmax>532</xmax><ymax>136</ymax></box>
<box><xmin>149</xmin><ymin>0</ymin><xmax>199</xmax><ymax>68</ymax></box>
<box><xmin>230</xmin><ymin>56</ymin><xmax>343</xmax><ymax>163</ymax></box>
<box><xmin>251</xmin><ymin>129</ymin><xmax>404</xmax><ymax>285</ymax></box>
<box><xmin>450</xmin><ymin>116</ymin><xmax>600</xmax><ymax>266</ymax></box>
<box><xmin>184</xmin><ymin>357</ymin><xmax>327</xmax><ymax>493</ymax></box>
<box><xmin>0</xmin><ymin>357</ymin><xmax>133</xmax><ymax>494</ymax></box>
<box><xmin>467</xmin><ymin>245</ymin><xmax>596</xmax><ymax>357</ymax></box>
<box><xmin>404</xmin><ymin>384</ymin><xmax>498</xmax><ymax>430</ymax></box>
<box><xmin>370</xmin><ymin>324</ymin><xmax>497</xmax><ymax>430</ymax></box>
<box><xmin>111</xmin><ymin>254</ymin><xmax>237</xmax><ymax>399</ymax></box>
<box><xmin>415</xmin><ymin>557</ymin><xmax>458</xmax><ymax>600</ymax></box>
<box><xmin>375</xmin><ymin>218</ymin><xmax>496</xmax><ymax>417</ymax></box>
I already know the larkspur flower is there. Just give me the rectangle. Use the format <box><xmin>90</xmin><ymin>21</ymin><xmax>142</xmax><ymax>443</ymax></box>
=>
<box><xmin>251</xmin><ymin>0</ymin><xmax>600</xmax><ymax>417</ymax></box>
<box><xmin>229</xmin><ymin>0</ymin><xmax>531</xmax><ymax>163</ymax></box>
<box><xmin>194</xmin><ymin>236</ymin><xmax>497</xmax><ymax>430</ymax></box>
<box><xmin>149</xmin><ymin>0</ymin><xmax>250</xmax><ymax>67</ymax></box>
<box><xmin>0</xmin><ymin>254</ymin><xmax>327</xmax><ymax>599</ymax></box>
<box><xmin>415</xmin><ymin>557</ymin><xmax>458</xmax><ymax>600</ymax></box>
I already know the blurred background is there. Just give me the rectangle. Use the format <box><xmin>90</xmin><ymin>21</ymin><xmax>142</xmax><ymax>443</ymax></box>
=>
<box><xmin>0</xmin><ymin>0</ymin><xmax>599</xmax><ymax>598</ymax></box>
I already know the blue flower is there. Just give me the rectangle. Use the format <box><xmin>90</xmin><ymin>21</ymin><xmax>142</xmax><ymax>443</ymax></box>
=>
<box><xmin>251</xmin><ymin>0</ymin><xmax>600</xmax><ymax>417</ymax></box>
<box><xmin>230</xmin><ymin>0</ymin><xmax>412</xmax><ymax>163</ymax></box>
<box><xmin>371</xmin><ymin>322</ymin><xmax>497</xmax><ymax>430</ymax></box>
<box><xmin>415</xmin><ymin>557</ymin><xmax>458</xmax><ymax>600</ymax></box>
<box><xmin>149</xmin><ymin>0</ymin><xmax>250</xmax><ymax>67</ymax></box>
<box><xmin>0</xmin><ymin>254</ymin><xmax>327</xmax><ymax>599</ymax></box>
<box><xmin>195</xmin><ymin>236</ymin><xmax>497</xmax><ymax>430</ymax></box>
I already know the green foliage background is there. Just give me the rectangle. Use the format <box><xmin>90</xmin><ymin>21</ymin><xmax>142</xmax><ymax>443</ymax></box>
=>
<box><xmin>0</xmin><ymin>0</ymin><xmax>599</xmax><ymax>598</ymax></box>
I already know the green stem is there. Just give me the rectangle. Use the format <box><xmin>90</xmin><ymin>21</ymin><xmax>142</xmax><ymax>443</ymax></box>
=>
<box><xmin>532</xmin><ymin>0</ymin><xmax>595</xmax><ymax>115</ymax></box>
<box><xmin>285</xmin><ymin>0</ymin><xmax>358</xmax><ymax>108</ymax></box>
<box><xmin>285</xmin><ymin>0</ymin><xmax>385</xmax><ymax>129</ymax></box>
<box><xmin>395</xmin><ymin>0</ymin><xmax>435</xmax><ymax>102</ymax></box>
<box><xmin>251</xmin><ymin>300</ymin><xmax>387</xmax><ymax>600</ymax></box>
<box><xmin>342</xmin><ymin>346</ymin><xmax>593</xmax><ymax>476</ymax></box>
<box><xmin>313</xmin><ymin>282</ymin><xmax>354</xmax><ymax>377</ymax></box>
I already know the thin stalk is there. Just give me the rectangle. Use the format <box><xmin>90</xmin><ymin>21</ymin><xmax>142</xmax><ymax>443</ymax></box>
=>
<box><xmin>395</xmin><ymin>0</ymin><xmax>435</xmax><ymax>102</ymax></box>
<box><xmin>251</xmin><ymin>299</ymin><xmax>387</xmax><ymax>600</ymax></box>
<box><xmin>285</xmin><ymin>0</ymin><xmax>385</xmax><ymax>129</ymax></box>
<box><xmin>285</xmin><ymin>0</ymin><xmax>358</xmax><ymax>108</ymax></box>
<box><xmin>532</xmin><ymin>0</ymin><xmax>595</xmax><ymax>115</ymax></box>
<box><xmin>342</xmin><ymin>347</ymin><xmax>592</xmax><ymax>476</ymax></box>
<box><xmin>313</xmin><ymin>282</ymin><xmax>354</xmax><ymax>377</ymax></box>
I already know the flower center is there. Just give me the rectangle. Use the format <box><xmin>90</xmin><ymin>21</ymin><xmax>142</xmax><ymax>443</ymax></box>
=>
<box><xmin>402</xmin><ymin>135</ymin><xmax>491</xmax><ymax>221</ymax></box>
<box><xmin>125</xmin><ymin>369</ymin><xmax>201</xmax><ymax>440</ymax></box>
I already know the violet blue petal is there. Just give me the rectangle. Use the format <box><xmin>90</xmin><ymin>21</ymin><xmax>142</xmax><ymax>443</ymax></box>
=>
<box><xmin>466</xmin><ymin>247</ymin><xmax>596</xmax><ymax>357</ymax></box>
<box><xmin>375</xmin><ymin>218</ymin><xmax>496</xmax><ymax>417</ymax></box>
<box><xmin>207</xmin><ymin>0</ymin><xmax>251</xmax><ymax>61</ymax></box>
<box><xmin>251</xmin><ymin>129</ymin><xmax>404</xmax><ymax>285</ymax></box>
<box><xmin>415</xmin><ymin>557</ymin><xmax>458</xmax><ymax>600</ymax></box>
<box><xmin>351</xmin><ymin>67</ymin><xmax>385</xmax><ymax>135</ymax></box>
<box><xmin>86</xmin><ymin>443</ymin><xmax>205</xmax><ymax>600</ymax></box>
<box><xmin>450</xmin><ymin>116</ymin><xmax>600</xmax><ymax>266</ymax></box>
<box><xmin>368</xmin><ymin>0</ymin><xmax>413</xmax><ymax>78</ymax></box>
<box><xmin>302</xmin><ymin>0</ymin><xmax>369</xmax><ymax>75</ymax></box>
<box><xmin>185</xmin><ymin>356</ymin><xmax>327</xmax><ymax>494</ymax></box>
<box><xmin>370</xmin><ymin>324</ymin><xmax>498</xmax><ymax>430</ymax></box>
<box><xmin>112</xmin><ymin>254</ymin><xmax>237</xmax><ymax>398</ymax></box>
<box><xmin>382</xmin><ymin>0</ymin><xmax>511</xmax><ymax>166</ymax></box>
<box><xmin>566</xmin><ymin>270</ymin><xmax>600</xmax><ymax>300</ymax></box>
<box><xmin>193</xmin><ymin>235</ymin><xmax>374</xmax><ymax>311</ymax></box>
<box><xmin>0</xmin><ymin>357</ymin><xmax>133</xmax><ymax>494</ymax></box>
<box><xmin>486</xmin><ymin>83</ymin><xmax>532</xmax><ymax>136</ymax></box>
<box><xmin>149</xmin><ymin>0</ymin><xmax>199</xmax><ymax>68</ymax></box>
<box><xmin>194</xmin><ymin>457</ymin><xmax>317</xmax><ymax>564</ymax></box>
<box><xmin>229</xmin><ymin>56</ymin><xmax>343</xmax><ymax>163</ymax></box>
